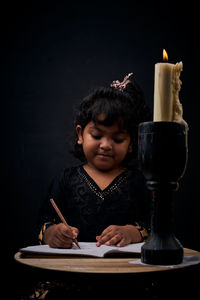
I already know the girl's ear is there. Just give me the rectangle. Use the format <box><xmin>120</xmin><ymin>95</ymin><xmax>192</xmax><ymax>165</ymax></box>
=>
<box><xmin>76</xmin><ymin>125</ymin><xmax>83</xmax><ymax>144</ymax></box>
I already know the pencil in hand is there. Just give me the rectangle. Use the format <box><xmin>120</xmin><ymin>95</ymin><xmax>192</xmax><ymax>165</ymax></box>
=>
<box><xmin>50</xmin><ymin>198</ymin><xmax>80</xmax><ymax>249</ymax></box>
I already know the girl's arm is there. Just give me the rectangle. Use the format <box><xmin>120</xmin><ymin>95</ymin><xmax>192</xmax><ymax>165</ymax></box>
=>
<box><xmin>37</xmin><ymin>169</ymin><xmax>73</xmax><ymax>245</ymax></box>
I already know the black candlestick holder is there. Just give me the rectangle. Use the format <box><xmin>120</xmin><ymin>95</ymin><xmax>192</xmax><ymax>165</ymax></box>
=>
<box><xmin>138</xmin><ymin>121</ymin><xmax>188</xmax><ymax>265</ymax></box>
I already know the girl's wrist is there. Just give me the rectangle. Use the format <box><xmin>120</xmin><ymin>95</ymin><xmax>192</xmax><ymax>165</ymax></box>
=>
<box><xmin>43</xmin><ymin>224</ymin><xmax>57</xmax><ymax>244</ymax></box>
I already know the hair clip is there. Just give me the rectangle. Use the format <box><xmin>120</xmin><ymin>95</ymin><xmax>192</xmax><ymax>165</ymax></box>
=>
<box><xmin>110</xmin><ymin>73</ymin><xmax>133</xmax><ymax>91</ymax></box>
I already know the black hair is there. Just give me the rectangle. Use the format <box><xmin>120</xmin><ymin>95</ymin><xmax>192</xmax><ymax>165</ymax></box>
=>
<box><xmin>72</xmin><ymin>80</ymin><xmax>151</xmax><ymax>166</ymax></box>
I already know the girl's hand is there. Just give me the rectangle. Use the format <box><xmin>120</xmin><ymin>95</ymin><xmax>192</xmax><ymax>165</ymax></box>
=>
<box><xmin>96</xmin><ymin>225</ymin><xmax>142</xmax><ymax>247</ymax></box>
<box><xmin>43</xmin><ymin>223</ymin><xmax>79</xmax><ymax>248</ymax></box>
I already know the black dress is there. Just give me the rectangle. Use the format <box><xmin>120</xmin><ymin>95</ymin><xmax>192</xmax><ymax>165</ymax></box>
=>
<box><xmin>38</xmin><ymin>165</ymin><xmax>150</xmax><ymax>243</ymax></box>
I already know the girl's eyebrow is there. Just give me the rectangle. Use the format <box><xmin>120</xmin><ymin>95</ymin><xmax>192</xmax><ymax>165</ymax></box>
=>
<box><xmin>89</xmin><ymin>124</ymin><xmax>128</xmax><ymax>134</ymax></box>
<box><xmin>89</xmin><ymin>125</ymin><xmax>100</xmax><ymax>130</ymax></box>
<box><xmin>89</xmin><ymin>125</ymin><xmax>102</xmax><ymax>132</ymax></box>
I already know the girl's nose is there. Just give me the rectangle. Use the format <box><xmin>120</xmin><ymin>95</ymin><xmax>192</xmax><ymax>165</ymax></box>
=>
<box><xmin>99</xmin><ymin>138</ymin><xmax>112</xmax><ymax>150</ymax></box>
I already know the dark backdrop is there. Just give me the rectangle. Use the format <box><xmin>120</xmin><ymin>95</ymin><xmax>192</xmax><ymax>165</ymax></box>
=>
<box><xmin>1</xmin><ymin>0</ymin><xmax>199</xmax><ymax>278</ymax></box>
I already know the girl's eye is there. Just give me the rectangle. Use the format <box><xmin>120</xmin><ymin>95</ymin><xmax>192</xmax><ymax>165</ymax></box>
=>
<box><xmin>114</xmin><ymin>139</ymin><xmax>124</xmax><ymax>143</ymax></box>
<box><xmin>91</xmin><ymin>134</ymin><xmax>102</xmax><ymax>140</ymax></box>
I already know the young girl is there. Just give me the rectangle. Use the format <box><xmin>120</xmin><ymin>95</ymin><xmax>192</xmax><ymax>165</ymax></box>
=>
<box><xmin>38</xmin><ymin>73</ymin><xmax>151</xmax><ymax>248</ymax></box>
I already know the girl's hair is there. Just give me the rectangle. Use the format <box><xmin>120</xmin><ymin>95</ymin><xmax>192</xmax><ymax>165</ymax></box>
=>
<box><xmin>72</xmin><ymin>80</ymin><xmax>151</xmax><ymax>166</ymax></box>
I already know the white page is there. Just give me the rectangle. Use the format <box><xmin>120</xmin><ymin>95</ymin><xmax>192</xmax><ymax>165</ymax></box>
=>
<box><xmin>20</xmin><ymin>242</ymin><xmax>144</xmax><ymax>257</ymax></box>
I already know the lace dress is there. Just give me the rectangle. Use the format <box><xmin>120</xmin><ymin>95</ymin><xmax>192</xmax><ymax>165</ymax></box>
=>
<box><xmin>38</xmin><ymin>165</ymin><xmax>150</xmax><ymax>243</ymax></box>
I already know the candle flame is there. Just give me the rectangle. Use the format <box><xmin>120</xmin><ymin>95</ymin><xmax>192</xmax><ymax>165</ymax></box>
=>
<box><xmin>163</xmin><ymin>49</ymin><xmax>168</xmax><ymax>61</ymax></box>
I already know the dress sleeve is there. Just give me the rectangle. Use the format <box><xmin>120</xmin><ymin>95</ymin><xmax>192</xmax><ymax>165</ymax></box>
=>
<box><xmin>133</xmin><ymin>222</ymin><xmax>150</xmax><ymax>241</ymax></box>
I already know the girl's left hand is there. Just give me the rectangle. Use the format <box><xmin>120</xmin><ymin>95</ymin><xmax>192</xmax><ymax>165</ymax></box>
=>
<box><xmin>96</xmin><ymin>224</ymin><xmax>142</xmax><ymax>247</ymax></box>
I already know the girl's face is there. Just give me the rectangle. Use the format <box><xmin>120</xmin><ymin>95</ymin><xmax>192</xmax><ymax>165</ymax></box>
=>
<box><xmin>76</xmin><ymin>120</ymin><xmax>132</xmax><ymax>172</ymax></box>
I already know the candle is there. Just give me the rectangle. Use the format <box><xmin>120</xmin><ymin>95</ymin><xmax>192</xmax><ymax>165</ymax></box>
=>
<box><xmin>153</xmin><ymin>49</ymin><xmax>187</xmax><ymax>125</ymax></box>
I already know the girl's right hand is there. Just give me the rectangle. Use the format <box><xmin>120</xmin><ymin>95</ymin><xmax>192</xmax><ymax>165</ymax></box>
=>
<box><xmin>43</xmin><ymin>223</ymin><xmax>79</xmax><ymax>248</ymax></box>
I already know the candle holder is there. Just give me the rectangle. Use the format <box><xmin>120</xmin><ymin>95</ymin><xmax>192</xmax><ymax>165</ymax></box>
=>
<box><xmin>138</xmin><ymin>121</ymin><xmax>188</xmax><ymax>265</ymax></box>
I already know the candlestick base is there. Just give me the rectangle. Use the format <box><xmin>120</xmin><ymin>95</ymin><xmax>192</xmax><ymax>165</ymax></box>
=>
<box><xmin>141</xmin><ymin>235</ymin><xmax>183</xmax><ymax>265</ymax></box>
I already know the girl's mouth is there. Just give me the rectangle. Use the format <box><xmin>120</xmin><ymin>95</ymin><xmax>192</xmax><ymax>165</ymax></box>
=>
<box><xmin>97</xmin><ymin>153</ymin><xmax>113</xmax><ymax>157</ymax></box>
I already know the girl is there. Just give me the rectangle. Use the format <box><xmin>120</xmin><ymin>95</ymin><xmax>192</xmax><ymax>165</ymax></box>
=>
<box><xmin>38</xmin><ymin>73</ymin><xmax>151</xmax><ymax>248</ymax></box>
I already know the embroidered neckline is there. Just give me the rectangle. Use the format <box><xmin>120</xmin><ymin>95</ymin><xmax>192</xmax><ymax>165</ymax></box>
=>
<box><xmin>77</xmin><ymin>166</ymin><xmax>128</xmax><ymax>201</ymax></box>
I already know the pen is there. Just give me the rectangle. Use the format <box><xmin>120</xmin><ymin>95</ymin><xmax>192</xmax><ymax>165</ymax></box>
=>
<box><xmin>50</xmin><ymin>198</ymin><xmax>80</xmax><ymax>249</ymax></box>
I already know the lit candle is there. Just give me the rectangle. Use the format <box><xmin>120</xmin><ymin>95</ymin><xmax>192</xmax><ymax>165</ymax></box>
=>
<box><xmin>153</xmin><ymin>49</ymin><xmax>187</xmax><ymax>125</ymax></box>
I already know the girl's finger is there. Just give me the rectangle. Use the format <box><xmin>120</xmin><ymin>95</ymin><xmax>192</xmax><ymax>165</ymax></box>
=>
<box><xmin>61</xmin><ymin>226</ymin><xmax>74</xmax><ymax>239</ymax></box>
<box><xmin>96</xmin><ymin>226</ymin><xmax>116</xmax><ymax>246</ymax></box>
<box><xmin>105</xmin><ymin>234</ymin><xmax>121</xmax><ymax>246</ymax></box>
<box><xmin>56</xmin><ymin>234</ymin><xmax>73</xmax><ymax>248</ymax></box>
<box><xmin>116</xmin><ymin>238</ymin><xmax>126</xmax><ymax>247</ymax></box>
<box><xmin>99</xmin><ymin>226</ymin><xmax>112</xmax><ymax>238</ymax></box>
<box><xmin>71</xmin><ymin>228</ymin><xmax>79</xmax><ymax>239</ymax></box>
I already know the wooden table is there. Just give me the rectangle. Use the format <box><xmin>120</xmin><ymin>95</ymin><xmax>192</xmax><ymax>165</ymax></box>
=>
<box><xmin>15</xmin><ymin>248</ymin><xmax>200</xmax><ymax>274</ymax></box>
<box><xmin>14</xmin><ymin>248</ymin><xmax>200</xmax><ymax>298</ymax></box>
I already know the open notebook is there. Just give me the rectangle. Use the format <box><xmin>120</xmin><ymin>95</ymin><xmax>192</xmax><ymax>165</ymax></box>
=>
<box><xmin>20</xmin><ymin>242</ymin><xmax>144</xmax><ymax>258</ymax></box>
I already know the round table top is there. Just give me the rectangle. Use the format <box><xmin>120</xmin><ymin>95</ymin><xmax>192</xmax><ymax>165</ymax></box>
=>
<box><xmin>15</xmin><ymin>248</ymin><xmax>200</xmax><ymax>274</ymax></box>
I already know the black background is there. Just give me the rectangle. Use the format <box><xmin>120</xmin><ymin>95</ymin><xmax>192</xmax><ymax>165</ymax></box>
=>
<box><xmin>1</xmin><ymin>0</ymin><xmax>199</xmax><ymax>294</ymax></box>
